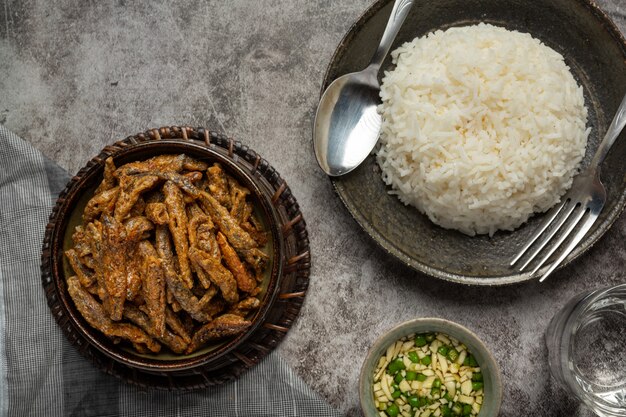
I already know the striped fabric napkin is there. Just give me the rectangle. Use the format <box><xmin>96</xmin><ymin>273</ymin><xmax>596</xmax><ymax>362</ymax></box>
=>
<box><xmin>0</xmin><ymin>125</ymin><xmax>341</xmax><ymax>417</ymax></box>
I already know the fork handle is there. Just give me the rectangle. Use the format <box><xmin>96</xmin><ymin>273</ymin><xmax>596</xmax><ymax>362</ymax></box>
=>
<box><xmin>591</xmin><ymin>92</ymin><xmax>626</xmax><ymax>169</ymax></box>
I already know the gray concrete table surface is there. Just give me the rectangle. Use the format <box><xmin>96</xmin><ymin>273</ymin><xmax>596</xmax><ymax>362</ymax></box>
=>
<box><xmin>1</xmin><ymin>0</ymin><xmax>625</xmax><ymax>416</ymax></box>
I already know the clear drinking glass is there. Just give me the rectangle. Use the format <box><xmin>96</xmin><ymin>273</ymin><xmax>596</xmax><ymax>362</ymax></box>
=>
<box><xmin>545</xmin><ymin>283</ymin><xmax>626</xmax><ymax>417</ymax></box>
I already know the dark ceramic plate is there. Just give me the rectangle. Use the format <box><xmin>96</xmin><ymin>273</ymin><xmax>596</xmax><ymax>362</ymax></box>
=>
<box><xmin>41</xmin><ymin>126</ymin><xmax>311</xmax><ymax>387</ymax></box>
<box><xmin>324</xmin><ymin>0</ymin><xmax>626</xmax><ymax>285</ymax></box>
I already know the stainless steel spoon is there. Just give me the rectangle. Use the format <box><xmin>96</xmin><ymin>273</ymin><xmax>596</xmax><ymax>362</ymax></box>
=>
<box><xmin>313</xmin><ymin>0</ymin><xmax>414</xmax><ymax>177</ymax></box>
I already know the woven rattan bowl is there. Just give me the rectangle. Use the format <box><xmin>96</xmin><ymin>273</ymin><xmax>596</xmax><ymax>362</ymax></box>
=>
<box><xmin>41</xmin><ymin>126</ymin><xmax>310</xmax><ymax>387</ymax></box>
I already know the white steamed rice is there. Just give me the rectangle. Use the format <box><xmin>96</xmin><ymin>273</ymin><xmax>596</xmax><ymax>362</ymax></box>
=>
<box><xmin>376</xmin><ymin>23</ymin><xmax>590</xmax><ymax>236</ymax></box>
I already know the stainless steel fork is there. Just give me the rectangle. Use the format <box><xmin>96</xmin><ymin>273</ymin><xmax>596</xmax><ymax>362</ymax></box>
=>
<box><xmin>511</xmin><ymin>93</ymin><xmax>626</xmax><ymax>282</ymax></box>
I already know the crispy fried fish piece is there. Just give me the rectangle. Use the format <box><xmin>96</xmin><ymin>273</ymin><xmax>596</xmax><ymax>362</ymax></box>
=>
<box><xmin>84</xmin><ymin>221</ymin><xmax>110</xmax><ymax>305</ymax></box>
<box><xmin>188</xmin><ymin>247</ymin><xmax>239</xmax><ymax>304</ymax></box>
<box><xmin>83</xmin><ymin>186</ymin><xmax>119</xmax><ymax>223</ymax></box>
<box><xmin>115</xmin><ymin>154</ymin><xmax>208</xmax><ymax>177</ymax></box>
<box><xmin>215</xmin><ymin>232</ymin><xmax>256</xmax><ymax>293</ymax></box>
<box><xmin>124</xmin><ymin>216</ymin><xmax>154</xmax><ymax>241</ymax></box>
<box><xmin>206</xmin><ymin>164</ymin><xmax>231</xmax><ymax>208</ymax></box>
<box><xmin>163</xmin><ymin>181</ymin><xmax>193</xmax><ymax>288</ymax></box>
<box><xmin>125</xmin><ymin>252</ymin><xmax>142</xmax><ymax>301</ymax></box>
<box><xmin>165</xmin><ymin>306</ymin><xmax>191</xmax><ymax>344</ymax></box>
<box><xmin>123</xmin><ymin>217</ymin><xmax>153</xmax><ymax>301</ymax></box>
<box><xmin>114</xmin><ymin>175</ymin><xmax>160</xmax><ymax>221</ymax></box>
<box><xmin>228</xmin><ymin>297</ymin><xmax>261</xmax><ymax>317</ymax></box>
<box><xmin>65</xmin><ymin>248</ymin><xmax>96</xmax><ymax>288</ymax></box>
<box><xmin>145</xmin><ymin>171</ymin><xmax>257</xmax><ymax>251</ymax></box>
<box><xmin>197</xmin><ymin>286</ymin><xmax>218</xmax><ymax>311</ymax></box>
<box><xmin>239</xmin><ymin>248</ymin><xmax>270</xmax><ymax>281</ymax></box>
<box><xmin>124</xmin><ymin>305</ymin><xmax>187</xmax><ymax>354</ymax></box>
<box><xmin>186</xmin><ymin>203</ymin><xmax>213</xmax><ymax>246</ymax></box>
<box><xmin>183</xmin><ymin>171</ymin><xmax>203</xmax><ymax>183</ymax></box>
<box><xmin>185</xmin><ymin>314</ymin><xmax>251</xmax><ymax>354</ymax></box>
<box><xmin>138</xmin><ymin>241</ymin><xmax>166</xmax><ymax>338</ymax></box>
<box><xmin>67</xmin><ymin>276</ymin><xmax>160</xmax><ymax>353</ymax></box>
<box><xmin>72</xmin><ymin>226</ymin><xmax>91</xmax><ymax>257</ymax></box>
<box><xmin>227</xmin><ymin>176</ymin><xmax>250</xmax><ymax>223</ymax></box>
<box><xmin>94</xmin><ymin>157</ymin><xmax>117</xmax><ymax>195</ymax></box>
<box><xmin>101</xmin><ymin>215</ymin><xmax>128</xmax><ymax>320</ymax></box>
<box><xmin>187</xmin><ymin>203</ymin><xmax>215</xmax><ymax>288</ymax></box>
<box><xmin>155</xmin><ymin>226</ymin><xmax>212</xmax><ymax>323</ymax></box>
<box><xmin>145</xmin><ymin>202</ymin><xmax>169</xmax><ymax>225</ymax></box>
<box><xmin>129</xmin><ymin>196</ymin><xmax>146</xmax><ymax>217</ymax></box>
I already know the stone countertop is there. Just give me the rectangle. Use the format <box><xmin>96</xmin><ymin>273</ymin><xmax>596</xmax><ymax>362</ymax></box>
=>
<box><xmin>1</xmin><ymin>1</ymin><xmax>625</xmax><ymax>416</ymax></box>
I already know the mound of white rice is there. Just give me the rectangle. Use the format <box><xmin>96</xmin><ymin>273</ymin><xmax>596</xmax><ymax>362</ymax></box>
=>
<box><xmin>377</xmin><ymin>23</ymin><xmax>589</xmax><ymax>236</ymax></box>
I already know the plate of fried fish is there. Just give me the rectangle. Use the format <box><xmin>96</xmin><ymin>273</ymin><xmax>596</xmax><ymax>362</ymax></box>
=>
<box><xmin>42</xmin><ymin>126</ymin><xmax>311</xmax><ymax>387</ymax></box>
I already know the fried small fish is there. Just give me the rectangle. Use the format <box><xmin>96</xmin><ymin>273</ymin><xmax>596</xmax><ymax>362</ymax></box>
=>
<box><xmin>94</xmin><ymin>157</ymin><xmax>117</xmax><ymax>195</ymax></box>
<box><xmin>216</xmin><ymin>232</ymin><xmax>256</xmax><ymax>293</ymax></box>
<box><xmin>165</xmin><ymin>306</ymin><xmax>191</xmax><ymax>344</ymax></box>
<box><xmin>185</xmin><ymin>314</ymin><xmax>251</xmax><ymax>354</ymax></box>
<box><xmin>228</xmin><ymin>297</ymin><xmax>261</xmax><ymax>318</ymax></box>
<box><xmin>83</xmin><ymin>187</ymin><xmax>119</xmax><ymax>223</ymax></box>
<box><xmin>124</xmin><ymin>305</ymin><xmax>187</xmax><ymax>354</ymax></box>
<box><xmin>67</xmin><ymin>276</ymin><xmax>160</xmax><ymax>353</ymax></box>
<box><xmin>115</xmin><ymin>154</ymin><xmax>208</xmax><ymax>177</ymax></box>
<box><xmin>65</xmin><ymin>248</ymin><xmax>96</xmax><ymax>288</ymax></box>
<box><xmin>163</xmin><ymin>181</ymin><xmax>193</xmax><ymax>288</ymax></box>
<box><xmin>114</xmin><ymin>175</ymin><xmax>160</xmax><ymax>221</ymax></box>
<box><xmin>227</xmin><ymin>175</ymin><xmax>250</xmax><ymax>223</ymax></box>
<box><xmin>206</xmin><ymin>163</ymin><xmax>231</xmax><ymax>208</ymax></box>
<box><xmin>145</xmin><ymin>202</ymin><xmax>169</xmax><ymax>225</ymax></box>
<box><xmin>138</xmin><ymin>241</ymin><xmax>166</xmax><ymax>338</ymax></box>
<box><xmin>101</xmin><ymin>215</ymin><xmax>128</xmax><ymax>321</ymax></box>
<box><xmin>189</xmin><ymin>247</ymin><xmax>239</xmax><ymax>304</ymax></box>
<box><xmin>155</xmin><ymin>226</ymin><xmax>212</xmax><ymax>323</ymax></box>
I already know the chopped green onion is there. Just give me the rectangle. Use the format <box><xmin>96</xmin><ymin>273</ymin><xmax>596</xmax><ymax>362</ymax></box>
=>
<box><xmin>472</xmin><ymin>372</ymin><xmax>483</xmax><ymax>382</ymax></box>
<box><xmin>472</xmin><ymin>381</ymin><xmax>484</xmax><ymax>391</ymax></box>
<box><xmin>394</xmin><ymin>373</ymin><xmax>404</xmax><ymax>384</ymax></box>
<box><xmin>438</xmin><ymin>346</ymin><xmax>450</xmax><ymax>356</ymax></box>
<box><xmin>441</xmin><ymin>405</ymin><xmax>453</xmax><ymax>417</ymax></box>
<box><xmin>414</xmin><ymin>335</ymin><xmax>428</xmax><ymax>347</ymax></box>
<box><xmin>416</xmin><ymin>373</ymin><xmax>427</xmax><ymax>382</ymax></box>
<box><xmin>386</xmin><ymin>403</ymin><xmax>400</xmax><ymax>417</ymax></box>
<box><xmin>405</xmin><ymin>371</ymin><xmax>417</xmax><ymax>381</ymax></box>
<box><xmin>420</xmin><ymin>355</ymin><xmax>432</xmax><ymax>365</ymax></box>
<box><xmin>431</xmin><ymin>387</ymin><xmax>441</xmax><ymax>397</ymax></box>
<box><xmin>425</xmin><ymin>333</ymin><xmax>435</xmax><ymax>342</ymax></box>
<box><xmin>391</xmin><ymin>389</ymin><xmax>402</xmax><ymax>399</ymax></box>
<box><xmin>408</xmin><ymin>351</ymin><xmax>420</xmax><ymax>363</ymax></box>
<box><xmin>451</xmin><ymin>403</ymin><xmax>463</xmax><ymax>415</ymax></box>
<box><xmin>433</xmin><ymin>378</ymin><xmax>442</xmax><ymax>388</ymax></box>
<box><xmin>468</xmin><ymin>355</ymin><xmax>478</xmax><ymax>367</ymax></box>
<box><xmin>444</xmin><ymin>392</ymin><xmax>454</xmax><ymax>402</ymax></box>
<box><xmin>408</xmin><ymin>395</ymin><xmax>419</xmax><ymax>408</ymax></box>
<box><xmin>388</xmin><ymin>358</ymin><xmax>405</xmax><ymax>374</ymax></box>
<box><xmin>447</xmin><ymin>349</ymin><xmax>459</xmax><ymax>362</ymax></box>
<box><xmin>462</xmin><ymin>404</ymin><xmax>472</xmax><ymax>416</ymax></box>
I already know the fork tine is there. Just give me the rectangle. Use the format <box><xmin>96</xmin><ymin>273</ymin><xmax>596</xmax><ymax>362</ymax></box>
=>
<box><xmin>538</xmin><ymin>212</ymin><xmax>597</xmax><ymax>282</ymax></box>
<box><xmin>510</xmin><ymin>199</ymin><xmax>568</xmax><ymax>266</ymax></box>
<box><xmin>530</xmin><ymin>206</ymin><xmax>588</xmax><ymax>275</ymax></box>
<box><xmin>517</xmin><ymin>200</ymin><xmax>577</xmax><ymax>271</ymax></box>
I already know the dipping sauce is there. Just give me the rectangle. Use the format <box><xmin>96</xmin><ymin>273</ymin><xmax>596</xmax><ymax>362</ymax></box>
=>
<box><xmin>372</xmin><ymin>332</ymin><xmax>484</xmax><ymax>417</ymax></box>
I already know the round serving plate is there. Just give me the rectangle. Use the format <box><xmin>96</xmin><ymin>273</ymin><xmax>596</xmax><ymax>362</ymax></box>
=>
<box><xmin>323</xmin><ymin>0</ymin><xmax>626</xmax><ymax>285</ymax></box>
<box><xmin>41</xmin><ymin>126</ymin><xmax>311</xmax><ymax>388</ymax></box>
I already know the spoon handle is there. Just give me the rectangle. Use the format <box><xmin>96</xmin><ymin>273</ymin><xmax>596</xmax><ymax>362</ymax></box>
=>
<box><xmin>368</xmin><ymin>0</ymin><xmax>414</xmax><ymax>71</ymax></box>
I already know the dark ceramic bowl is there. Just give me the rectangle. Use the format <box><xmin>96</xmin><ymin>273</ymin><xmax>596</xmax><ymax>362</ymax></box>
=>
<box><xmin>41</xmin><ymin>127</ymin><xmax>311</xmax><ymax>386</ymax></box>
<box><xmin>323</xmin><ymin>0</ymin><xmax>626</xmax><ymax>285</ymax></box>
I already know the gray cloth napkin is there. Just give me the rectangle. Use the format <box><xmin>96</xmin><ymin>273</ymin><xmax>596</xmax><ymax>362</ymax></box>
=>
<box><xmin>0</xmin><ymin>125</ymin><xmax>341</xmax><ymax>417</ymax></box>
